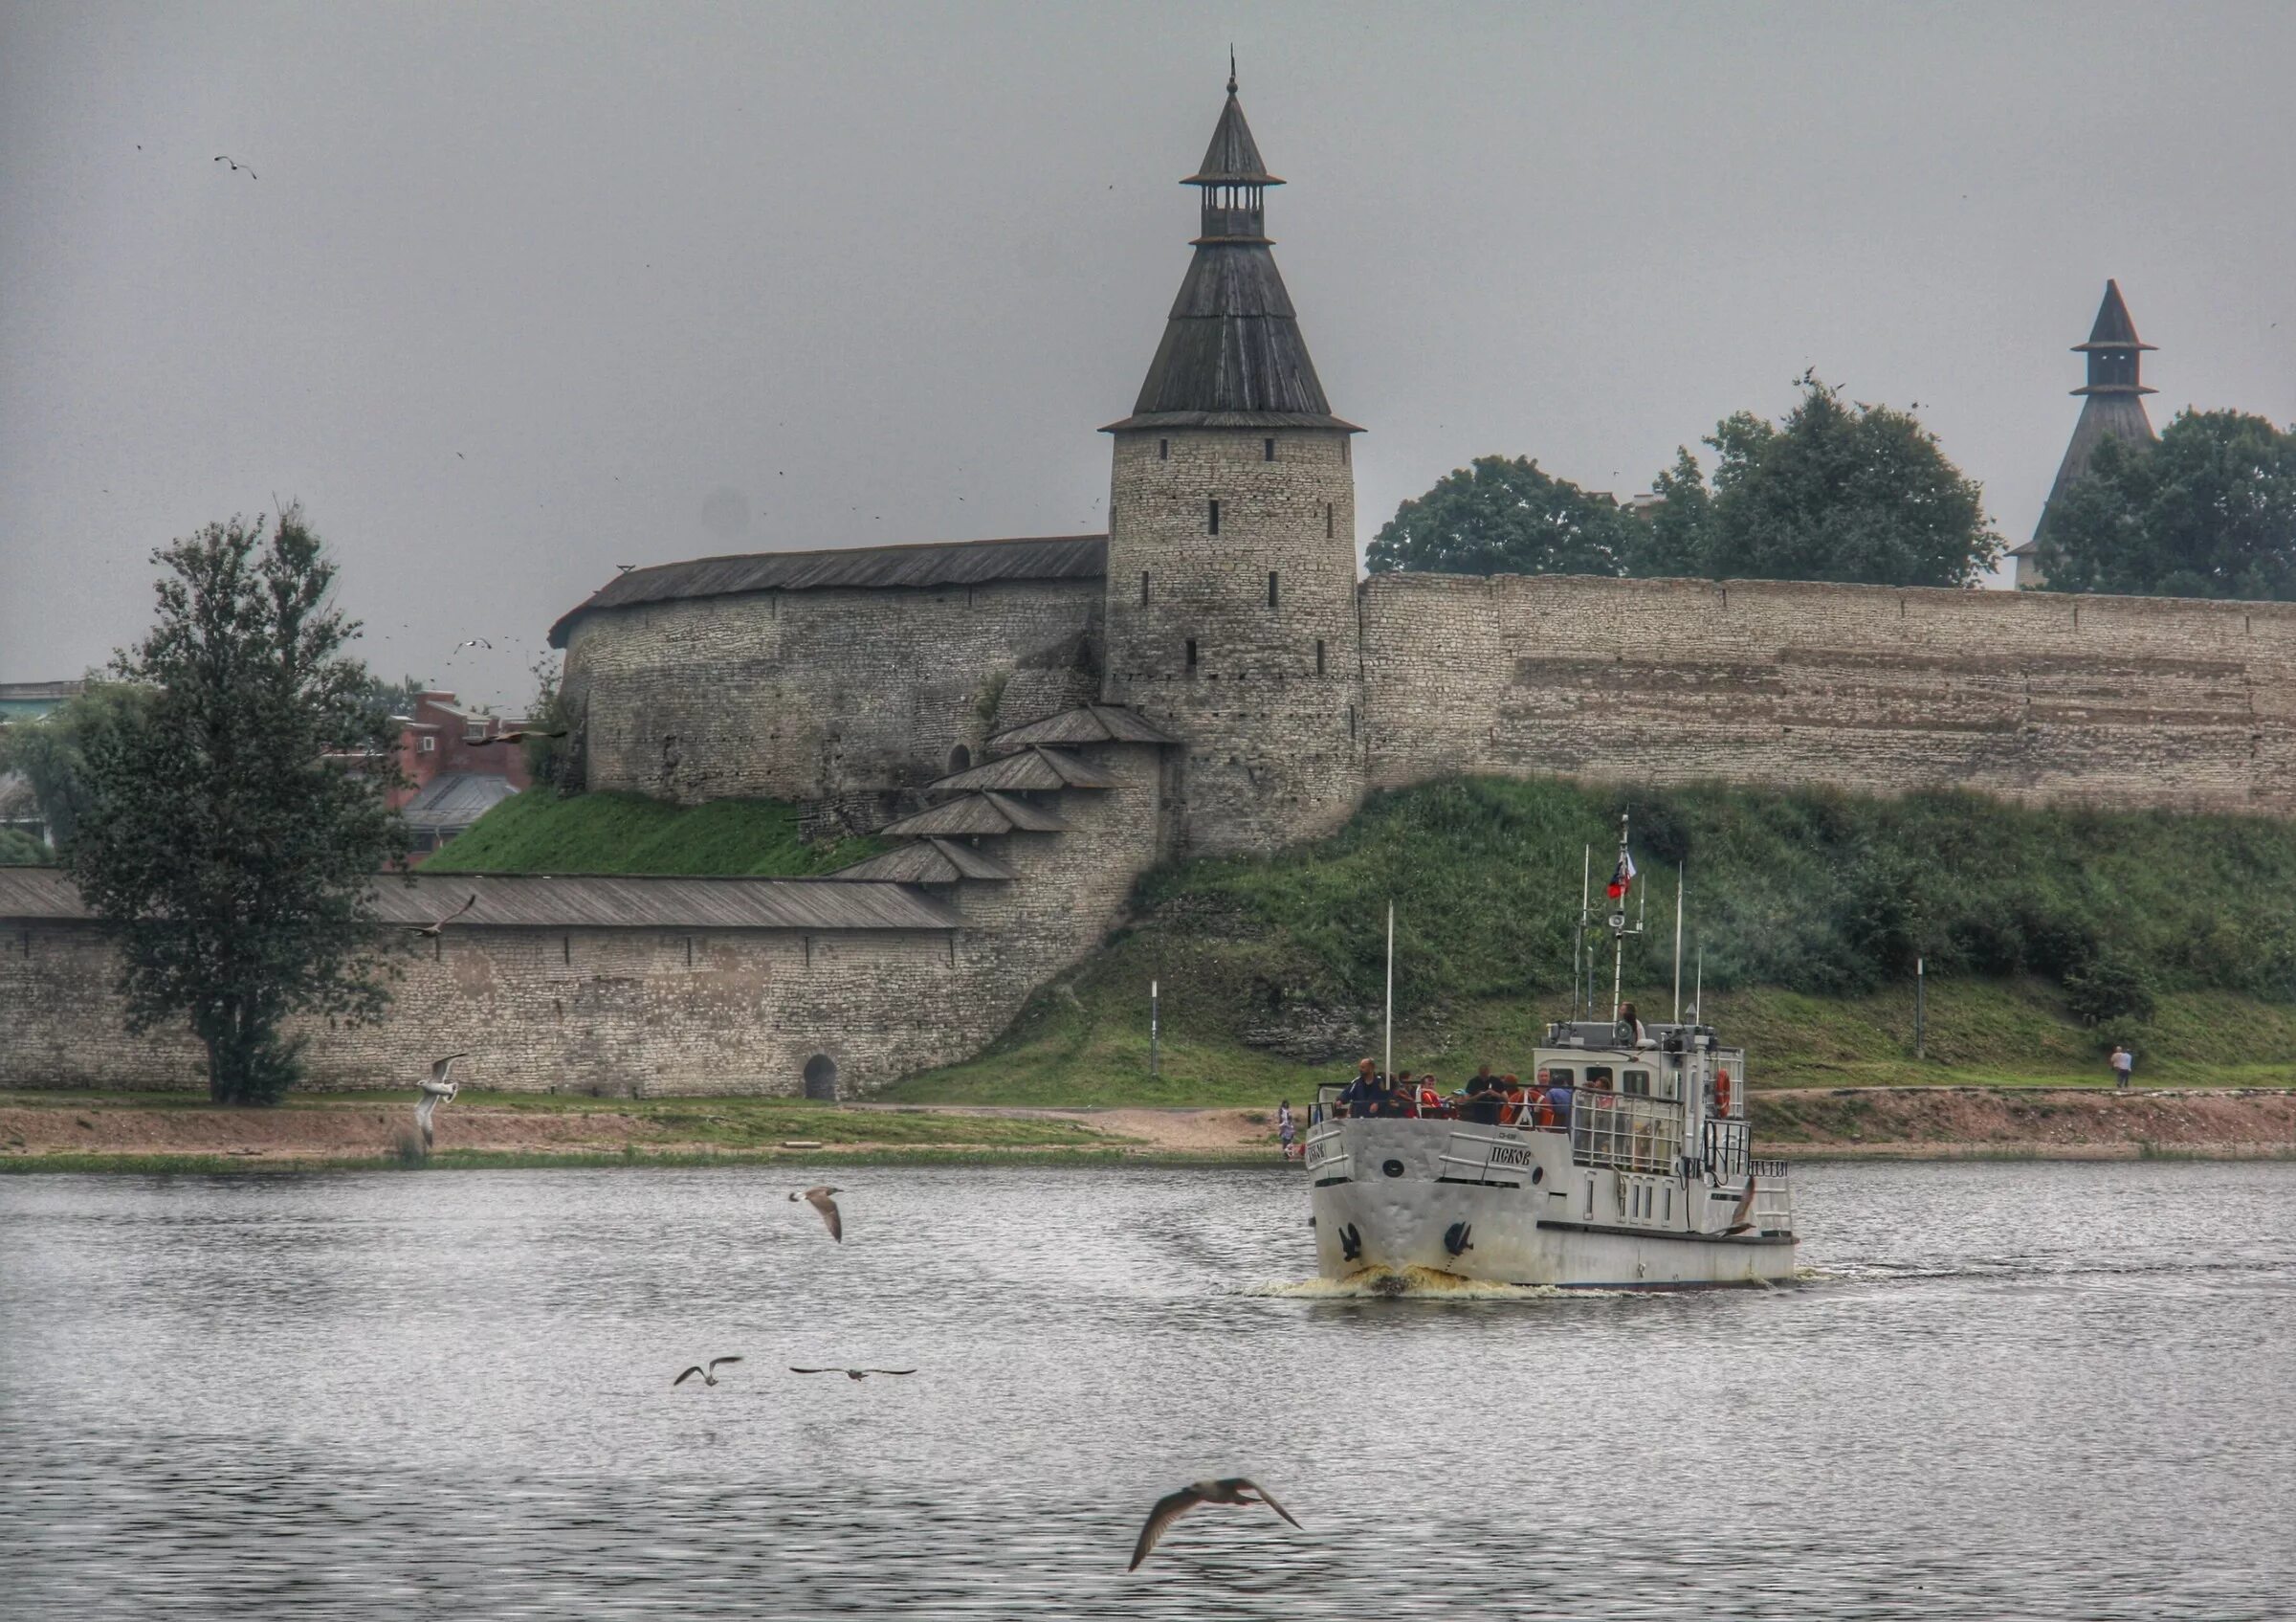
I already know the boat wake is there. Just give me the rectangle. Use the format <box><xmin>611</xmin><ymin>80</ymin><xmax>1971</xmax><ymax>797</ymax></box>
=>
<box><xmin>1238</xmin><ymin>1265</ymin><xmax>1601</xmax><ymax>1301</ymax></box>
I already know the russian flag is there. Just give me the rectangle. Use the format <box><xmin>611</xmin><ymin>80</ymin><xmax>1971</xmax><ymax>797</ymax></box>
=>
<box><xmin>1606</xmin><ymin>849</ymin><xmax>1637</xmax><ymax>900</ymax></box>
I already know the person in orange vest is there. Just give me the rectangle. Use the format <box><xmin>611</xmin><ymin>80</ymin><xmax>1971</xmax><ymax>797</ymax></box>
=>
<box><xmin>1417</xmin><ymin>1075</ymin><xmax>1443</xmax><ymax>1117</ymax></box>
<box><xmin>1502</xmin><ymin>1074</ymin><xmax>1530</xmax><ymax>1125</ymax></box>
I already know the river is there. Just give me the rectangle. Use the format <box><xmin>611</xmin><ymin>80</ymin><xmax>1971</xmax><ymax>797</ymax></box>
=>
<box><xmin>2</xmin><ymin>1160</ymin><xmax>2291</xmax><ymax>1619</ymax></box>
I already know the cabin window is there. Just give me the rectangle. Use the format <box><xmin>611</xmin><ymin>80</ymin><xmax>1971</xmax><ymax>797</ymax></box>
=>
<box><xmin>1539</xmin><ymin>1067</ymin><xmax>1576</xmax><ymax>1086</ymax></box>
<box><xmin>1207</xmin><ymin>499</ymin><xmax>1220</xmax><ymax>535</ymax></box>
<box><xmin>1325</xmin><ymin>502</ymin><xmax>1335</xmax><ymax>538</ymax></box>
<box><xmin>1315</xmin><ymin>638</ymin><xmax>1326</xmax><ymax>675</ymax></box>
<box><xmin>1140</xmin><ymin>569</ymin><xmax>1150</xmax><ymax>606</ymax></box>
<box><xmin>1267</xmin><ymin>571</ymin><xmax>1279</xmax><ymax>609</ymax></box>
<box><xmin>1263</xmin><ymin>437</ymin><xmax>1276</xmax><ymax>461</ymax></box>
<box><xmin>1584</xmin><ymin>1065</ymin><xmax>1615</xmax><ymax>1091</ymax></box>
<box><xmin>1184</xmin><ymin>638</ymin><xmax>1199</xmax><ymax>670</ymax></box>
<box><xmin>1159</xmin><ymin>438</ymin><xmax>1169</xmax><ymax>460</ymax></box>
<box><xmin>1623</xmin><ymin>1068</ymin><xmax>1652</xmax><ymax>1097</ymax></box>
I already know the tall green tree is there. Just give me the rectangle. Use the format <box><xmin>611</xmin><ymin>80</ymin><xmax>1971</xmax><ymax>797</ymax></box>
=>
<box><xmin>2034</xmin><ymin>410</ymin><xmax>2296</xmax><ymax>600</ymax></box>
<box><xmin>0</xmin><ymin>683</ymin><xmax>152</xmax><ymax>849</ymax></box>
<box><xmin>1662</xmin><ymin>374</ymin><xmax>2001</xmax><ymax>587</ymax></box>
<box><xmin>1367</xmin><ymin>455</ymin><xmax>1647</xmax><ymax>577</ymax></box>
<box><xmin>69</xmin><ymin>509</ymin><xmax>408</xmax><ymax>1104</ymax></box>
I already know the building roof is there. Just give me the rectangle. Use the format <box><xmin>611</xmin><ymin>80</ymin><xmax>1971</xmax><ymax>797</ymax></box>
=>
<box><xmin>1104</xmin><ymin>78</ymin><xmax>1356</xmax><ymax>434</ymax></box>
<box><xmin>875</xmin><ymin>791</ymin><xmax>1071</xmax><ymax>839</ymax></box>
<box><xmin>830</xmin><ymin>837</ymin><xmax>1020</xmax><ymax>884</ymax></box>
<box><xmin>400</xmin><ymin>772</ymin><xmax>521</xmax><ymax>832</ymax></box>
<box><xmin>926</xmin><ymin>745</ymin><xmax>1119</xmax><ymax>796</ymax></box>
<box><xmin>2035</xmin><ymin>390</ymin><xmax>2158</xmax><ymax>544</ymax></box>
<box><xmin>548</xmin><ymin>533</ymin><xmax>1108</xmax><ymax>646</ymax></box>
<box><xmin>0</xmin><ymin>867</ymin><xmax>964</xmax><ymax>933</ymax></box>
<box><xmin>2074</xmin><ymin>279</ymin><xmax>2156</xmax><ymax>353</ymax></box>
<box><xmin>987</xmin><ymin>704</ymin><xmax>1181</xmax><ymax>751</ymax></box>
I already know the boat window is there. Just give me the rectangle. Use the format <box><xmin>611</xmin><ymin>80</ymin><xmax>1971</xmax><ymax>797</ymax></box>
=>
<box><xmin>1583</xmin><ymin>1065</ymin><xmax>1614</xmax><ymax>1091</ymax></box>
<box><xmin>1623</xmin><ymin>1068</ymin><xmax>1652</xmax><ymax>1097</ymax></box>
<box><xmin>1538</xmin><ymin>1066</ymin><xmax>1575</xmax><ymax>1086</ymax></box>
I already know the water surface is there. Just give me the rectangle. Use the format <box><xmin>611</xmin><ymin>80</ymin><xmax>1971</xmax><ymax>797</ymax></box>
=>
<box><xmin>3</xmin><ymin>1160</ymin><xmax>2292</xmax><ymax>1619</ymax></box>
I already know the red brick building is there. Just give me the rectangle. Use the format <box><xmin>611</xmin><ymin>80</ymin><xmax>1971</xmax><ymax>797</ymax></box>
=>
<box><xmin>387</xmin><ymin>692</ymin><xmax>529</xmax><ymax>857</ymax></box>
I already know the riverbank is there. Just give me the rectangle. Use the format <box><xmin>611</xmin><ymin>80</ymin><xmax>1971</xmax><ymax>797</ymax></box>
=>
<box><xmin>2</xmin><ymin>1085</ymin><xmax>2291</xmax><ymax>1171</ymax></box>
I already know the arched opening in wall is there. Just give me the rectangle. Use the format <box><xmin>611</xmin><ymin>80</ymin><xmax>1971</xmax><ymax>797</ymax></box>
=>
<box><xmin>948</xmin><ymin>744</ymin><xmax>972</xmax><ymax>774</ymax></box>
<box><xmin>802</xmin><ymin>1054</ymin><xmax>839</xmax><ymax>1101</ymax></box>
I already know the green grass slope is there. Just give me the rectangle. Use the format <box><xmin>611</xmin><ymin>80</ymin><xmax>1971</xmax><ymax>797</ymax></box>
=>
<box><xmin>425</xmin><ymin>790</ymin><xmax>880</xmax><ymax>877</ymax></box>
<box><xmin>887</xmin><ymin>776</ymin><xmax>2296</xmax><ymax>1105</ymax></box>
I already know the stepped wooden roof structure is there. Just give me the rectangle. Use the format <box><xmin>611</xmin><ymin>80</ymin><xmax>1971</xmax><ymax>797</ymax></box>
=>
<box><xmin>1103</xmin><ymin>68</ymin><xmax>1358</xmax><ymax>434</ymax></box>
<box><xmin>548</xmin><ymin>534</ymin><xmax>1107</xmax><ymax>646</ymax></box>
<box><xmin>986</xmin><ymin>704</ymin><xmax>1181</xmax><ymax>752</ymax></box>
<box><xmin>830</xmin><ymin>837</ymin><xmax>1020</xmax><ymax>885</ymax></box>
<box><xmin>875</xmin><ymin>791</ymin><xmax>1071</xmax><ymax>839</ymax></box>
<box><xmin>926</xmin><ymin>745</ymin><xmax>1119</xmax><ymax>796</ymax></box>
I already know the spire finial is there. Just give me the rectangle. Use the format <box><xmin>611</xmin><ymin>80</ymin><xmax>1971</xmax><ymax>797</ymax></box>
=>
<box><xmin>1227</xmin><ymin>47</ymin><xmax>1237</xmax><ymax>96</ymax></box>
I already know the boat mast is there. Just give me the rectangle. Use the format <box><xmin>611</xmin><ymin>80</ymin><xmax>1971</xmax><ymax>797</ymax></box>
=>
<box><xmin>1575</xmin><ymin>844</ymin><xmax>1591</xmax><ymax>1022</ymax></box>
<box><xmin>1383</xmin><ymin>900</ymin><xmax>1395</xmax><ymax>1081</ymax></box>
<box><xmin>1672</xmin><ymin>864</ymin><xmax>1685</xmax><ymax>1024</ymax></box>
<box><xmin>1608</xmin><ymin>812</ymin><xmax>1639</xmax><ymax>1021</ymax></box>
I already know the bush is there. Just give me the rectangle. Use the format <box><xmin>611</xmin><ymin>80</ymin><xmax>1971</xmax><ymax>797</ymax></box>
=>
<box><xmin>2063</xmin><ymin>956</ymin><xmax>2157</xmax><ymax>1028</ymax></box>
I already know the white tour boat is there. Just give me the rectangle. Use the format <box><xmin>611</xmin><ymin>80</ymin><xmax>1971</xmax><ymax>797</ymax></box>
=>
<box><xmin>1304</xmin><ymin>819</ymin><xmax>1799</xmax><ymax>1290</ymax></box>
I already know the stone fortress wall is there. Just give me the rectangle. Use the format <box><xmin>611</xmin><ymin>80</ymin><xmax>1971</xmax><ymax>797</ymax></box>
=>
<box><xmin>1359</xmin><ymin>572</ymin><xmax>2296</xmax><ymax>812</ymax></box>
<box><xmin>564</xmin><ymin>576</ymin><xmax>1101</xmax><ymax>818</ymax></box>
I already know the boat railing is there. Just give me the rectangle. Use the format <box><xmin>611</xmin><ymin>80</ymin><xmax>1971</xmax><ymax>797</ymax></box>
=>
<box><xmin>1570</xmin><ymin>1095</ymin><xmax>1683</xmax><ymax>1173</ymax></box>
<box><xmin>1705</xmin><ymin>1118</ymin><xmax>1751</xmax><ymax>1179</ymax></box>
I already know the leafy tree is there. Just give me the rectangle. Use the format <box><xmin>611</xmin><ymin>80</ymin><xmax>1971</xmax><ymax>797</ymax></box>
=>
<box><xmin>1662</xmin><ymin>373</ymin><xmax>2001</xmax><ymax>587</ymax></box>
<box><xmin>68</xmin><ymin>509</ymin><xmax>408</xmax><ymax>1104</ymax></box>
<box><xmin>520</xmin><ymin>651</ymin><xmax>576</xmax><ymax>791</ymax></box>
<box><xmin>2034</xmin><ymin>410</ymin><xmax>2296</xmax><ymax>600</ymax></box>
<box><xmin>1367</xmin><ymin>455</ymin><xmax>1647</xmax><ymax>577</ymax></box>
<box><xmin>0</xmin><ymin>683</ymin><xmax>152</xmax><ymax>848</ymax></box>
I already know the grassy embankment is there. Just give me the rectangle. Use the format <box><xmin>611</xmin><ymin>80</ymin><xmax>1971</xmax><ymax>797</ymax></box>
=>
<box><xmin>884</xmin><ymin>776</ymin><xmax>2296</xmax><ymax>1106</ymax></box>
<box><xmin>426</xmin><ymin>789</ymin><xmax>880</xmax><ymax>876</ymax></box>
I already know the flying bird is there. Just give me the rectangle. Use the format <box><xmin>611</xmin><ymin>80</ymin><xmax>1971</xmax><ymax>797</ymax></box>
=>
<box><xmin>1720</xmin><ymin>1173</ymin><xmax>1760</xmax><ymax>1236</ymax></box>
<box><xmin>1128</xmin><ymin>1478</ymin><xmax>1303</xmax><ymax>1571</ymax></box>
<box><xmin>414</xmin><ymin>1053</ymin><xmax>469</xmax><ymax>1148</ymax></box>
<box><xmin>454</xmin><ymin>638</ymin><xmax>492</xmax><ymax>651</ymax></box>
<box><xmin>673</xmin><ymin>1356</ymin><xmax>744</xmax><ymax>1387</ymax></box>
<box><xmin>212</xmin><ymin>155</ymin><xmax>255</xmax><ymax>178</ymax></box>
<box><xmin>405</xmin><ymin>892</ymin><xmax>477</xmax><ymax>938</ymax></box>
<box><xmin>614</xmin><ymin>564</ymin><xmax>636</xmax><ymax>573</ymax></box>
<box><xmin>468</xmin><ymin>727</ymin><xmax>567</xmax><ymax>746</ymax></box>
<box><xmin>791</xmin><ymin>1186</ymin><xmax>842</xmax><ymax>1242</ymax></box>
<box><xmin>788</xmin><ymin>1366</ymin><xmax>915</xmax><ymax>1381</ymax></box>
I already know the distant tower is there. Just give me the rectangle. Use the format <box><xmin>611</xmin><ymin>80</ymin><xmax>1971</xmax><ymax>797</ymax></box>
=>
<box><xmin>1100</xmin><ymin>67</ymin><xmax>1366</xmax><ymax>856</ymax></box>
<box><xmin>2011</xmin><ymin>279</ymin><xmax>2159</xmax><ymax>588</ymax></box>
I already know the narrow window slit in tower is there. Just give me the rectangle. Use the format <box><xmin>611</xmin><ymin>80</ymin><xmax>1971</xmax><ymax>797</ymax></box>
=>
<box><xmin>1316</xmin><ymin>638</ymin><xmax>1326</xmax><ymax>675</ymax></box>
<box><xmin>1264</xmin><ymin>437</ymin><xmax>1276</xmax><ymax>461</ymax></box>
<box><xmin>1207</xmin><ymin>499</ymin><xmax>1220</xmax><ymax>535</ymax></box>
<box><xmin>1349</xmin><ymin>704</ymin><xmax>1357</xmax><ymax>738</ymax></box>
<box><xmin>1268</xmin><ymin>571</ymin><xmax>1279</xmax><ymax>609</ymax></box>
<box><xmin>1159</xmin><ymin>438</ymin><xmax>1169</xmax><ymax>460</ymax></box>
<box><xmin>1185</xmin><ymin>638</ymin><xmax>1199</xmax><ymax>670</ymax></box>
<box><xmin>1140</xmin><ymin>569</ymin><xmax>1150</xmax><ymax>606</ymax></box>
<box><xmin>1340</xmin><ymin>438</ymin><xmax>1350</xmax><ymax>465</ymax></box>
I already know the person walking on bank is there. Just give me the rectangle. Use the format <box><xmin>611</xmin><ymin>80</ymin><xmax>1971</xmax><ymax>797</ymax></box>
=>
<box><xmin>1277</xmin><ymin>1100</ymin><xmax>1296</xmax><ymax>1159</ymax></box>
<box><xmin>2109</xmin><ymin>1045</ymin><xmax>2135</xmax><ymax>1090</ymax></box>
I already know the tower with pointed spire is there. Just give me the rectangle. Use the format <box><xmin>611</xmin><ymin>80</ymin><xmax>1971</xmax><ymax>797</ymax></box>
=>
<box><xmin>1100</xmin><ymin>66</ymin><xmax>1366</xmax><ymax>856</ymax></box>
<box><xmin>2012</xmin><ymin>279</ymin><xmax>2159</xmax><ymax>588</ymax></box>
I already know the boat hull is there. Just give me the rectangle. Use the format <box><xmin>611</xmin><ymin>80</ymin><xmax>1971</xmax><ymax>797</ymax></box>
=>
<box><xmin>1306</xmin><ymin>1120</ymin><xmax>1796</xmax><ymax>1290</ymax></box>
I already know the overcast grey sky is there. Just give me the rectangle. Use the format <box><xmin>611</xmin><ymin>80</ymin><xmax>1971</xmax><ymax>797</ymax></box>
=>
<box><xmin>4</xmin><ymin>1</ymin><xmax>2292</xmax><ymax>708</ymax></box>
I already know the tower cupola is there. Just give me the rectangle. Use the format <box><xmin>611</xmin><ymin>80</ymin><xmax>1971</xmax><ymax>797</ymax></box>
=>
<box><xmin>2071</xmin><ymin>279</ymin><xmax>2157</xmax><ymax>398</ymax></box>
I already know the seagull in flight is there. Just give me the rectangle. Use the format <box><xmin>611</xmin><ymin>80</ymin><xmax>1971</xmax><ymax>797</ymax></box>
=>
<box><xmin>454</xmin><ymin>637</ymin><xmax>492</xmax><ymax>651</ymax></box>
<box><xmin>791</xmin><ymin>1186</ymin><xmax>842</xmax><ymax>1242</ymax></box>
<box><xmin>673</xmin><ymin>1356</ymin><xmax>744</xmax><ymax>1388</ymax></box>
<box><xmin>788</xmin><ymin>1366</ymin><xmax>915</xmax><ymax>1381</ymax></box>
<box><xmin>414</xmin><ymin>1053</ymin><xmax>469</xmax><ymax>1148</ymax></box>
<box><xmin>1720</xmin><ymin>1173</ymin><xmax>1761</xmax><ymax>1236</ymax></box>
<box><xmin>1129</xmin><ymin>1478</ymin><xmax>1303</xmax><ymax>1571</ymax></box>
<box><xmin>212</xmin><ymin>154</ymin><xmax>256</xmax><ymax>178</ymax></box>
<box><xmin>405</xmin><ymin>892</ymin><xmax>477</xmax><ymax>938</ymax></box>
<box><xmin>467</xmin><ymin>727</ymin><xmax>567</xmax><ymax>747</ymax></box>
<box><xmin>614</xmin><ymin>564</ymin><xmax>636</xmax><ymax>573</ymax></box>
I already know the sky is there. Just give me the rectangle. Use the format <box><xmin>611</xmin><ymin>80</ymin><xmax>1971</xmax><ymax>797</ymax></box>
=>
<box><xmin>3</xmin><ymin>1</ymin><xmax>2292</xmax><ymax>710</ymax></box>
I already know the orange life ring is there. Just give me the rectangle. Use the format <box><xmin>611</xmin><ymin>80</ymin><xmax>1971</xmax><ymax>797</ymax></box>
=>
<box><xmin>1716</xmin><ymin>1068</ymin><xmax>1733</xmax><ymax>1116</ymax></box>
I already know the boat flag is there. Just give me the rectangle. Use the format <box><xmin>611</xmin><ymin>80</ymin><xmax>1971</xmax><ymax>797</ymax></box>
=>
<box><xmin>1606</xmin><ymin>848</ymin><xmax>1637</xmax><ymax>900</ymax></box>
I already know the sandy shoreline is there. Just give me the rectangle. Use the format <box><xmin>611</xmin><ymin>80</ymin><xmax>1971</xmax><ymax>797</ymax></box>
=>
<box><xmin>2</xmin><ymin>1086</ymin><xmax>2292</xmax><ymax>1169</ymax></box>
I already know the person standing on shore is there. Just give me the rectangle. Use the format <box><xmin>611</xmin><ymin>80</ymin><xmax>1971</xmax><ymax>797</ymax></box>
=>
<box><xmin>1277</xmin><ymin>1100</ymin><xmax>1296</xmax><ymax>1159</ymax></box>
<box><xmin>2109</xmin><ymin>1045</ymin><xmax>2135</xmax><ymax>1089</ymax></box>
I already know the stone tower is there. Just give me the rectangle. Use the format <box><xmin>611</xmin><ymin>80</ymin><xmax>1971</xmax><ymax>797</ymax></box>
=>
<box><xmin>1100</xmin><ymin>69</ymin><xmax>1366</xmax><ymax>857</ymax></box>
<box><xmin>2010</xmin><ymin>279</ymin><xmax>2159</xmax><ymax>589</ymax></box>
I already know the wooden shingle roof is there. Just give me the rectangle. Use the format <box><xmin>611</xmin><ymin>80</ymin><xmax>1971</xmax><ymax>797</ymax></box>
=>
<box><xmin>831</xmin><ymin>837</ymin><xmax>1020</xmax><ymax>884</ymax></box>
<box><xmin>987</xmin><ymin>704</ymin><xmax>1181</xmax><ymax>752</ymax></box>
<box><xmin>927</xmin><ymin>746</ymin><xmax>1119</xmax><ymax>796</ymax></box>
<box><xmin>0</xmin><ymin>868</ymin><xmax>962</xmax><ymax>933</ymax></box>
<box><xmin>875</xmin><ymin>791</ymin><xmax>1071</xmax><ymax>839</ymax></box>
<box><xmin>548</xmin><ymin>534</ymin><xmax>1107</xmax><ymax>646</ymax></box>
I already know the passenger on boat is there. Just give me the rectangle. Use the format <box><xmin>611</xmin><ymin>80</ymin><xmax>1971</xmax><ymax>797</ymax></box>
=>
<box><xmin>1501</xmin><ymin>1075</ymin><xmax>1530</xmax><ymax>1124</ymax></box>
<box><xmin>1618</xmin><ymin>1001</ymin><xmax>1649</xmax><ymax>1049</ymax></box>
<box><xmin>1341</xmin><ymin>1059</ymin><xmax>1381</xmax><ymax>1119</ymax></box>
<box><xmin>1374</xmin><ymin>1074</ymin><xmax>1415</xmax><ymax>1119</ymax></box>
<box><xmin>1541</xmin><ymin>1071</ymin><xmax>1574</xmax><ymax>1131</ymax></box>
<box><xmin>1461</xmin><ymin>1066</ymin><xmax>1510</xmax><ymax>1126</ymax></box>
<box><xmin>1416</xmin><ymin>1076</ymin><xmax>1444</xmax><ymax>1118</ymax></box>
